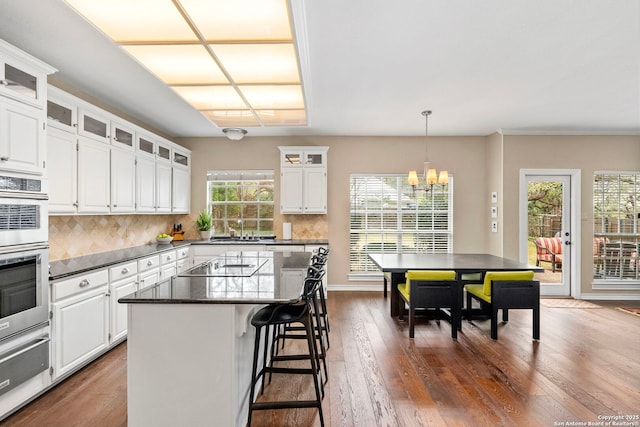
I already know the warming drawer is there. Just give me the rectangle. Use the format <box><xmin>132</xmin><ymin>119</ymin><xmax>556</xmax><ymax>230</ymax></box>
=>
<box><xmin>0</xmin><ymin>336</ymin><xmax>49</xmax><ymax>396</ymax></box>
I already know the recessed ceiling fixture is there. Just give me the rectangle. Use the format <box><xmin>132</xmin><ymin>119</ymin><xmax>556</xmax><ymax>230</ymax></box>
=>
<box><xmin>64</xmin><ymin>0</ymin><xmax>307</xmax><ymax>128</ymax></box>
<box><xmin>222</xmin><ymin>128</ymin><xmax>248</xmax><ymax>141</ymax></box>
<box><xmin>408</xmin><ymin>110</ymin><xmax>448</xmax><ymax>194</ymax></box>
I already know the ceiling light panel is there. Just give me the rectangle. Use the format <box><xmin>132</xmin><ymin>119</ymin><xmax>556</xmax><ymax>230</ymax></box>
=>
<box><xmin>64</xmin><ymin>0</ymin><xmax>307</xmax><ymax>129</ymax></box>
<box><xmin>211</xmin><ymin>44</ymin><xmax>300</xmax><ymax>84</ymax></box>
<box><xmin>202</xmin><ymin>111</ymin><xmax>261</xmax><ymax>127</ymax></box>
<box><xmin>123</xmin><ymin>45</ymin><xmax>228</xmax><ymax>84</ymax></box>
<box><xmin>171</xmin><ymin>86</ymin><xmax>247</xmax><ymax>110</ymax></box>
<box><xmin>240</xmin><ymin>85</ymin><xmax>305</xmax><ymax>110</ymax></box>
<box><xmin>256</xmin><ymin>110</ymin><xmax>307</xmax><ymax>126</ymax></box>
<box><xmin>64</xmin><ymin>0</ymin><xmax>196</xmax><ymax>42</ymax></box>
<box><xmin>180</xmin><ymin>0</ymin><xmax>292</xmax><ymax>41</ymax></box>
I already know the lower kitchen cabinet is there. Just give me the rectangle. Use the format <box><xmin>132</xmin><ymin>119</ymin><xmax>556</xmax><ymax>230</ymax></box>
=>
<box><xmin>51</xmin><ymin>285</ymin><xmax>109</xmax><ymax>380</ymax></box>
<box><xmin>109</xmin><ymin>277</ymin><xmax>137</xmax><ymax>343</ymax></box>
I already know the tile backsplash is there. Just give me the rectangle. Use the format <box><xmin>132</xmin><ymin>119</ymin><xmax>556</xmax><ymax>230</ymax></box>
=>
<box><xmin>48</xmin><ymin>214</ymin><xmax>193</xmax><ymax>261</ymax></box>
<box><xmin>49</xmin><ymin>214</ymin><xmax>329</xmax><ymax>261</ymax></box>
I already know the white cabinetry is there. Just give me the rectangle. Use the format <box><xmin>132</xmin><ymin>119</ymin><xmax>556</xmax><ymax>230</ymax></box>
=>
<box><xmin>47</xmin><ymin>127</ymin><xmax>77</xmax><ymax>213</ymax></box>
<box><xmin>0</xmin><ymin>39</ymin><xmax>54</xmax><ymax>177</ymax></box>
<box><xmin>77</xmin><ymin>136</ymin><xmax>110</xmax><ymax>213</ymax></box>
<box><xmin>0</xmin><ymin>98</ymin><xmax>46</xmax><ymax>175</ymax></box>
<box><xmin>138</xmin><ymin>254</ymin><xmax>160</xmax><ymax>291</ymax></box>
<box><xmin>159</xmin><ymin>249</ymin><xmax>178</xmax><ymax>280</ymax></box>
<box><xmin>279</xmin><ymin>146</ymin><xmax>328</xmax><ymax>214</ymax></box>
<box><xmin>191</xmin><ymin>244</ymin><xmax>265</xmax><ymax>266</ymax></box>
<box><xmin>156</xmin><ymin>162</ymin><xmax>172</xmax><ymax>212</ymax></box>
<box><xmin>135</xmin><ymin>155</ymin><xmax>156</xmax><ymax>213</ymax></box>
<box><xmin>110</xmin><ymin>147</ymin><xmax>136</xmax><ymax>213</ymax></box>
<box><xmin>108</xmin><ymin>261</ymin><xmax>138</xmax><ymax>344</ymax></box>
<box><xmin>51</xmin><ymin>269</ymin><xmax>109</xmax><ymax>380</ymax></box>
<box><xmin>172</xmin><ymin>166</ymin><xmax>190</xmax><ymax>213</ymax></box>
<box><xmin>78</xmin><ymin>107</ymin><xmax>110</xmax><ymax>144</ymax></box>
<box><xmin>46</xmin><ymin>85</ymin><xmax>191</xmax><ymax>215</ymax></box>
<box><xmin>176</xmin><ymin>246</ymin><xmax>190</xmax><ymax>273</ymax></box>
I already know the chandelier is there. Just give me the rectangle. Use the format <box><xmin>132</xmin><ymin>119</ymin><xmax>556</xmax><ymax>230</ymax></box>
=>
<box><xmin>408</xmin><ymin>110</ymin><xmax>448</xmax><ymax>193</ymax></box>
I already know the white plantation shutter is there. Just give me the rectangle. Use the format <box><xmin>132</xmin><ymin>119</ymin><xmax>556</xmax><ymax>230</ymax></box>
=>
<box><xmin>350</xmin><ymin>174</ymin><xmax>453</xmax><ymax>275</ymax></box>
<box><xmin>593</xmin><ymin>172</ymin><xmax>640</xmax><ymax>283</ymax></box>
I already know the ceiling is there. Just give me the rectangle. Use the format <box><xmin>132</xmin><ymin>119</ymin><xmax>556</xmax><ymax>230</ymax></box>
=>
<box><xmin>0</xmin><ymin>0</ymin><xmax>638</xmax><ymax>138</ymax></box>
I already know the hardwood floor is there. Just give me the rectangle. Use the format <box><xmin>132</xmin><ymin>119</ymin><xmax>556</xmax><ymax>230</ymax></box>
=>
<box><xmin>4</xmin><ymin>293</ymin><xmax>640</xmax><ymax>426</ymax></box>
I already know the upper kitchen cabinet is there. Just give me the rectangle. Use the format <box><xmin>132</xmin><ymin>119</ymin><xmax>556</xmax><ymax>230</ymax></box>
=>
<box><xmin>0</xmin><ymin>39</ymin><xmax>55</xmax><ymax>109</ymax></box>
<box><xmin>0</xmin><ymin>98</ymin><xmax>46</xmax><ymax>176</ymax></box>
<box><xmin>47</xmin><ymin>88</ymin><xmax>77</xmax><ymax>134</ymax></box>
<box><xmin>110</xmin><ymin>121</ymin><xmax>135</xmax><ymax>151</ymax></box>
<box><xmin>78</xmin><ymin>107</ymin><xmax>110</xmax><ymax>144</ymax></box>
<box><xmin>279</xmin><ymin>146</ymin><xmax>328</xmax><ymax>214</ymax></box>
<box><xmin>0</xmin><ymin>40</ymin><xmax>55</xmax><ymax>176</ymax></box>
<box><xmin>171</xmin><ymin>147</ymin><xmax>190</xmax><ymax>213</ymax></box>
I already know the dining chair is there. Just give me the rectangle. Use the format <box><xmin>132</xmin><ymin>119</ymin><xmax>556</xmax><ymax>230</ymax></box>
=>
<box><xmin>465</xmin><ymin>270</ymin><xmax>539</xmax><ymax>340</ymax></box>
<box><xmin>397</xmin><ymin>270</ymin><xmax>459</xmax><ymax>339</ymax></box>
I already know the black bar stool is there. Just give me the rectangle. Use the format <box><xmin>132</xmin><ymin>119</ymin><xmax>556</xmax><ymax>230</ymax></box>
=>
<box><xmin>273</xmin><ymin>270</ymin><xmax>329</xmax><ymax>385</ymax></box>
<box><xmin>247</xmin><ymin>278</ymin><xmax>325</xmax><ymax>427</ymax></box>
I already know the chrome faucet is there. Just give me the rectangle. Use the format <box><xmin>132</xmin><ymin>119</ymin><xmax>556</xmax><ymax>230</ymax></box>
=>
<box><xmin>238</xmin><ymin>219</ymin><xmax>244</xmax><ymax>239</ymax></box>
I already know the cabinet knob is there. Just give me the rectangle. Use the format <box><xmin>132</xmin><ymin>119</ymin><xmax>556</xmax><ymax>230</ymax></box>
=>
<box><xmin>122</xmin><ymin>267</ymin><xmax>129</xmax><ymax>274</ymax></box>
<box><xmin>0</xmin><ymin>156</ymin><xmax>8</xmax><ymax>161</ymax></box>
<box><xmin>79</xmin><ymin>279</ymin><xmax>90</xmax><ymax>288</ymax></box>
<box><xmin>0</xmin><ymin>80</ymin><xmax>8</xmax><ymax>86</ymax></box>
<box><xmin>147</xmin><ymin>260</ymin><xmax>153</xmax><ymax>266</ymax></box>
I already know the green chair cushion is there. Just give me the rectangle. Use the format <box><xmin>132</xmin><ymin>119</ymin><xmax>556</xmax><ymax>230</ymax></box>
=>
<box><xmin>399</xmin><ymin>270</ymin><xmax>457</xmax><ymax>301</ymax></box>
<box><xmin>465</xmin><ymin>284</ymin><xmax>491</xmax><ymax>303</ymax></box>
<box><xmin>481</xmin><ymin>270</ymin><xmax>535</xmax><ymax>296</ymax></box>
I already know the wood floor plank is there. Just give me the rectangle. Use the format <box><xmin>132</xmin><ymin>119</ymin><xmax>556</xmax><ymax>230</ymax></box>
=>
<box><xmin>3</xmin><ymin>294</ymin><xmax>639</xmax><ymax>426</ymax></box>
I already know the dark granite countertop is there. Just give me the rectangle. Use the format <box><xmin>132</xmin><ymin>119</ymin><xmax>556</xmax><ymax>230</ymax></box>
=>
<box><xmin>49</xmin><ymin>241</ymin><xmax>192</xmax><ymax>281</ymax></box>
<box><xmin>49</xmin><ymin>239</ymin><xmax>327</xmax><ymax>281</ymax></box>
<box><xmin>119</xmin><ymin>251</ymin><xmax>312</xmax><ymax>304</ymax></box>
<box><xmin>190</xmin><ymin>238</ymin><xmax>328</xmax><ymax>246</ymax></box>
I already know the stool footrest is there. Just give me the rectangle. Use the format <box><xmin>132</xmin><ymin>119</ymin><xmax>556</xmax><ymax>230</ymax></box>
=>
<box><xmin>264</xmin><ymin>366</ymin><xmax>314</xmax><ymax>375</ymax></box>
<box><xmin>251</xmin><ymin>400</ymin><xmax>321</xmax><ymax>411</ymax></box>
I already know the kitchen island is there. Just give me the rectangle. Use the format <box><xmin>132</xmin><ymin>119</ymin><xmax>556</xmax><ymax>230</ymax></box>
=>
<box><xmin>119</xmin><ymin>251</ymin><xmax>312</xmax><ymax>427</ymax></box>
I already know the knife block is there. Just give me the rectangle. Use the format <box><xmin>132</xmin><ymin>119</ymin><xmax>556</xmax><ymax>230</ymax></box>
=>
<box><xmin>170</xmin><ymin>230</ymin><xmax>184</xmax><ymax>240</ymax></box>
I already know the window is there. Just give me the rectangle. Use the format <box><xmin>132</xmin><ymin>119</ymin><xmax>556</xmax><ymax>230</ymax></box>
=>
<box><xmin>207</xmin><ymin>170</ymin><xmax>274</xmax><ymax>237</ymax></box>
<box><xmin>593</xmin><ymin>172</ymin><xmax>640</xmax><ymax>284</ymax></box>
<box><xmin>349</xmin><ymin>174</ymin><xmax>453</xmax><ymax>277</ymax></box>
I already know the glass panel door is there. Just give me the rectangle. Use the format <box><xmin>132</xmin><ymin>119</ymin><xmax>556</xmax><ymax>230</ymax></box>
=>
<box><xmin>525</xmin><ymin>175</ymin><xmax>571</xmax><ymax>296</ymax></box>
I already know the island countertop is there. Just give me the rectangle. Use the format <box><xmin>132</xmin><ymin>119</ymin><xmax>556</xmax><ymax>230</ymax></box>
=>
<box><xmin>119</xmin><ymin>251</ymin><xmax>312</xmax><ymax>305</ymax></box>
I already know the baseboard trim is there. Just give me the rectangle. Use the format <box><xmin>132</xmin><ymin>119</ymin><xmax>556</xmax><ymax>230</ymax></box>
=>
<box><xmin>327</xmin><ymin>284</ymin><xmax>383</xmax><ymax>292</ymax></box>
<box><xmin>579</xmin><ymin>292</ymin><xmax>640</xmax><ymax>301</ymax></box>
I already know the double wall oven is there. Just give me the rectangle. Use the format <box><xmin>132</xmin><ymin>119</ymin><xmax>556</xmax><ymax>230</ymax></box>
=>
<box><xmin>0</xmin><ymin>174</ymin><xmax>50</xmax><ymax>399</ymax></box>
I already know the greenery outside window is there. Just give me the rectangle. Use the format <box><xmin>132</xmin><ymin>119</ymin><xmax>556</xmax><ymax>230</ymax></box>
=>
<box><xmin>207</xmin><ymin>170</ymin><xmax>274</xmax><ymax>237</ymax></box>
<box><xmin>593</xmin><ymin>171</ymin><xmax>640</xmax><ymax>284</ymax></box>
<box><xmin>349</xmin><ymin>174</ymin><xmax>453</xmax><ymax>278</ymax></box>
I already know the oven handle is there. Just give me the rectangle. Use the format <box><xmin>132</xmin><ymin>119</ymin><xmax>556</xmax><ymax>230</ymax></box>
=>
<box><xmin>0</xmin><ymin>243</ymin><xmax>49</xmax><ymax>255</ymax></box>
<box><xmin>0</xmin><ymin>337</ymin><xmax>49</xmax><ymax>365</ymax></box>
<box><xmin>0</xmin><ymin>191</ymin><xmax>48</xmax><ymax>200</ymax></box>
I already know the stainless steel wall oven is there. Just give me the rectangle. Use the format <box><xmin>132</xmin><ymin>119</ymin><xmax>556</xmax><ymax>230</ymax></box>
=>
<box><xmin>0</xmin><ymin>174</ymin><xmax>50</xmax><ymax>398</ymax></box>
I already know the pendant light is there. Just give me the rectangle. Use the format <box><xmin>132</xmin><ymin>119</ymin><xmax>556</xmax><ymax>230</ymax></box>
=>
<box><xmin>408</xmin><ymin>110</ymin><xmax>448</xmax><ymax>193</ymax></box>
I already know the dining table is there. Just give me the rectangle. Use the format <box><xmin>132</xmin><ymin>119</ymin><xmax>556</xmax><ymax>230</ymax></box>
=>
<box><xmin>367</xmin><ymin>253</ymin><xmax>542</xmax><ymax>317</ymax></box>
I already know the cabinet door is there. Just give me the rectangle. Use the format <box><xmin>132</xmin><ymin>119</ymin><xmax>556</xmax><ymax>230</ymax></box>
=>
<box><xmin>0</xmin><ymin>60</ymin><xmax>46</xmax><ymax>107</ymax></box>
<box><xmin>77</xmin><ymin>137</ymin><xmax>110</xmax><ymax>213</ymax></box>
<box><xmin>280</xmin><ymin>168</ymin><xmax>303</xmax><ymax>213</ymax></box>
<box><xmin>52</xmin><ymin>287</ymin><xmax>109</xmax><ymax>379</ymax></box>
<box><xmin>110</xmin><ymin>277</ymin><xmax>137</xmax><ymax>343</ymax></box>
<box><xmin>47</xmin><ymin>97</ymin><xmax>77</xmax><ymax>133</ymax></box>
<box><xmin>138</xmin><ymin>268</ymin><xmax>160</xmax><ymax>291</ymax></box>
<box><xmin>48</xmin><ymin>127</ymin><xmax>77</xmax><ymax>213</ymax></box>
<box><xmin>78</xmin><ymin>108</ymin><xmax>110</xmax><ymax>143</ymax></box>
<box><xmin>160</xmin><ymin>263</ymin><xmax>177</xmax><ymax>281</ymax></box>
<box><xmin>111</xmin><ymin>121</ymin><xmax>135</xmax><ymax>150</ymax></box>
<box><xmin>0</xmin><ymin>98</ymin><xmax>44</xmax><ymax>175</ymax></box>
<box><xmin>136</xmin><ymin>155</ymin><xmax>156</xmax><ymax>213</ymax></box>
<box><xmin>110</xmin><ymin>148</ymin><xmax>135</xmax><ymax>213</ymax></box>
<box><xmin>156</xmin><ymin>162</ymin><xmax>172</xmax><ymax>212</ymax></box>
<box><xmin>303</xmin><ymin>168</ymin><xmax>327</xmax><ymax>214</ymax></box>
<box><xmin>172</xmin><ymin>167</ymin><xmax>190</xmax><ymax>213</ymax></box>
